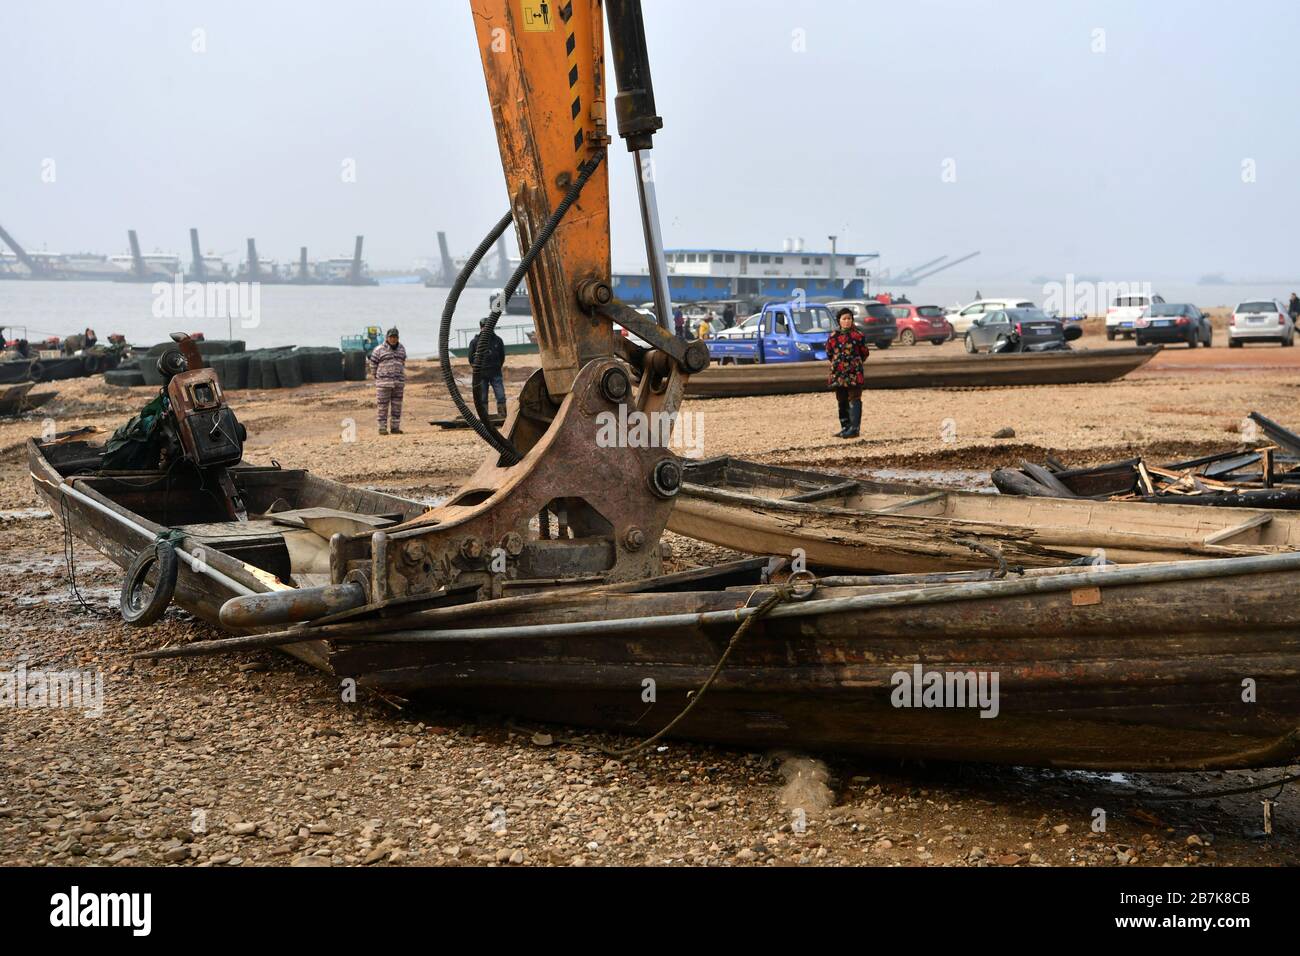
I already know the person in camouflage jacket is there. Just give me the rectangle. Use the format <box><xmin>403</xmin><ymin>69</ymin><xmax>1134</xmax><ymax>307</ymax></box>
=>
<box><xmin>368</xmin><ymin>327</ymin><xmax>407</xmax><ymax>435</ymax></box>
<box><xmin>826</xmin><ymin>308</ymin><xmax>870</xmax><ymax>438</ymax></box>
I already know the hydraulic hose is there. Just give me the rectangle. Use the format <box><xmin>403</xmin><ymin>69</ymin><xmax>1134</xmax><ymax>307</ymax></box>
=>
<box><xmin>440</xmin><ymin>151</ymin><xmax>607</xmax><ymax>466</ymax></box>
<box><xmin>438</xmin><ymin>210</ymin><xmax>516</xmax><ymax>459</ymax></box>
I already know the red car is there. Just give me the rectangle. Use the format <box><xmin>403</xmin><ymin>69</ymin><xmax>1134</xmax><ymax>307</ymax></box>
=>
<box><xmin>889</xmin><ymin>304</ymin><xmax>952</xmax><ymax>345</ymax></box>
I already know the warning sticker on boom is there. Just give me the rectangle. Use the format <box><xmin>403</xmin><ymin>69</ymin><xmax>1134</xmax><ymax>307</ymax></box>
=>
<box><xmin>521</xmin><ymin>1</ymin><xmax>555</xmax><ymax>32</ymax></box>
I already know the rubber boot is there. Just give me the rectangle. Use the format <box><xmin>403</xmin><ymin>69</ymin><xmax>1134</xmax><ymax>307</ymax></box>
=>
<box><xmin>844</xmin><ymin>400</ymin><xmax>862</xmax><ymax>438</ymax></box>
<box><xmin>833</xmin><ymin>395</ymin><xmax>851</xmax><ymax>437</ymax></box>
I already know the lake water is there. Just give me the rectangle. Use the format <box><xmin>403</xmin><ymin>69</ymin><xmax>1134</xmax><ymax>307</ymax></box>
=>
<box><xmin>0</xmin><ymin>280</ymin><xmax>501</xmax><ymax>359</ymax></box>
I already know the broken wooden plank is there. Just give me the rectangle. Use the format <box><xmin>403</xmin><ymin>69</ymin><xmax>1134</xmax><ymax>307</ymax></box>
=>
<box><xmin>876</xmin><ymin>491</ymin><xmax>945</xmax><ymax>513</ymax></box>
<box><xmin>1021</xmin><ymin>461</ymin><xmax>1078</xmax><ymax>498</ymax></box>
<box><xmin>1204</xmin><ymin>513</ymin><xmax>1274</xmax><ymax>545</ymax></box>
<box><xmin>1137</xmin><ymin>461</ymin><xmax>1157</xmax><ymax>497</ymax></box>
<box><xmin>1249</xmin><ymin>412</ymin><xmax>1300</xmax><ymax>457</ymax></box>
<box><xmin>785</xmin><ymin>481</ymin><xmax>861</xmax><ymax>504</ymax></box>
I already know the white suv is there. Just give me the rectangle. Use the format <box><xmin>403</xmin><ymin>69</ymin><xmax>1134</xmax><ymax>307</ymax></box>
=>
<box><xmin>946</xmin><ymin>299</ymin><xmax>1037</xmax><ymax>336</ymax></box>
<box><xmin>1106</xmin><ymin>293</ymin><xmax>1164</xmax><ymax>340</ymax></box>
<box><xmin>1229</xmin><ymin>299</ymin><xmax>1294</xmax><ymax>348</ymax></box>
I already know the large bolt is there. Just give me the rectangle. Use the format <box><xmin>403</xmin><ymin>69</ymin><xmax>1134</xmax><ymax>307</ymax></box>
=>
<box><xmin>649</xmin><ymin>459</ymin><xmax>682</xmax><ymax>498</ymax></box>
<box><xmin>501</xmin><ymin>532</ymin><xmax>524</xmax><ymax>556</ymax></box>
<box><xmin>623</xmin><ymin>527</ymin><xmax>646</xmax><ymax>552</ymax></box>
<box><xmin>576</xmin><ymin>279</ymin><xmax>614</xmax><ymax>309</ymax></box>
<box><xmin>683</xmin><ymin>340</ymin><xmax>712</xmax><ymax>374</ymax></box>
<box><xmin>600</xmin><ymin>366</ymin><xmax>631</xmax><ymax>404</ymax></box>
<box><xmin>460</xmin><ymin>537</ymin><xmax>483</xmax><ymax>561</ymax></box>
<box><xmin>403</xmin><ymin>539</ymin><xmax>426</xmax><ymax>564</ymax></box>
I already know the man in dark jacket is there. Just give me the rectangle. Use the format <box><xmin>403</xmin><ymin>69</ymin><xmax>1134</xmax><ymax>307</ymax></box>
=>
<box><xmin>1289</xmin><ymin>293</ymin><xmax>1300</xmax><ymax>322</ymax></box>
<box><xmin>469</xmin><ymin>317</ymin><xmax>507</xmax><ymax>418</ymax></box>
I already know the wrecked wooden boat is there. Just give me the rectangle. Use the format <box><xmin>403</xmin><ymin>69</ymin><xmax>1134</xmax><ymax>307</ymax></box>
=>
<box><xmin>29</xmin><ymin>436</ymin><xmax>1300</xmax><ymax>771</ymax></box>
<box><xmin>0</xmin><ymin>382</ymin><xmax>55</xmax><ymax>417</ymax></box>
<box><xmin>670</xmin><ymin>457</ymin><xmax>1300</xmax><ymax>573</ymax></box>
<box><xmin>684</xmin><ymin>346</ymin><xmax>1159</xmax><ymax>399</ymax></box>
<box><xmin>994</xmin><ymin>436</ymin><xmax>1300</xmax><ymax>509</ymax></box>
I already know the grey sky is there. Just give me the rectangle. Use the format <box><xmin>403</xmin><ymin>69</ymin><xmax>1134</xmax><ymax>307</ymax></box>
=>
<box><xmin>4</xmin><ymin>0</ymin><xmax>1297</xmax><ymax>280</ymax></box>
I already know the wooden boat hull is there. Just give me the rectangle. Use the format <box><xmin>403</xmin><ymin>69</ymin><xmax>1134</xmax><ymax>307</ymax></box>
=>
<box><xmin>684</xmin><ymin>347</ymin><xmax>1159</xmax><ymax>398</ymax></box>
<box><xmin>0</xmin><ymin>383</ymin><xmax>54</xmax><ymax>417</ymax></box>
<box><xmin>29</xmin><ymin>438</ymin><xmax>1300</xmax><ymax>770</ymax></box>
<box><xmin>670</xmin><ymin>457</ymin><xmax>1300</xmax><ymax>573</ymax></box>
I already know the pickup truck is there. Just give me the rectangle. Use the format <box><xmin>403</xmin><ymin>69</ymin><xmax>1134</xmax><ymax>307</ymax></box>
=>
<box><xmin>706</xmin><ymin>301</ymin><xmax>835</xmax><ymax>365</ymax></box>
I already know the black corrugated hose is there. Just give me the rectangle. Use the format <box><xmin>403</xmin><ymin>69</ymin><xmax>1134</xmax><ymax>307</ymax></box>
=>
<box><xmin>439</xmin><ymin>151</ymin><xmax>607</xmax><ymax>465</ymax></box>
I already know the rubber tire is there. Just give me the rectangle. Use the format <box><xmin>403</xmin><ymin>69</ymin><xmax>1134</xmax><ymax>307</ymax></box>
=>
<box><xmin>1105</xmin><ymin>329</ymin><xmax>1116</xmax><ymax>341</ymax></box>
<box><xmin>899</xmin><ymin>329</ymin><xmax>916</xmax><ymax>346</ymax></box>
<box><xmin>82</xmin><ymin>354</ymin><xmax>103</xmax><ymax>374</ymax></box>
<box><xmin>27</xmin><ymin>360</ymin><xmax>45</xmax><ymax>382</ymax></box>
<box><xmin>1229</xmin><ymin>339</ymin><xmax>1242</xmax><ymax>348</ymax></box>
<box><xmin>1135</xmin><ymin>336</ymin><xmax>1145</xmax><ymax>347</ymax></box>
<box><xmin>120</xmin><ymin>542</ymin><xmax>179</xmax><ymax>627</ymax></box>
<box><xmin>1283</xmin><ymin>334</ymin><xmax>1294</xmax><ymax>348</ymax></box>
<box><xmin>876</xmin><ymin>340</ymin><xmax>891</xmax><ymax>349</ymax></box>
<box><xmin>1187</xmin><ymin>330</ymin><xmax>1197</xmax><ymax>348</ymax></box>
<box><xmin>930</xmin><ymin>338</ymin><xmax>943</xmax><ymax>345</ymax></box>
<box><xmin>964</xmin><ymin>334</ymin><xmax>977</xmax><ymax>354</ymax></box>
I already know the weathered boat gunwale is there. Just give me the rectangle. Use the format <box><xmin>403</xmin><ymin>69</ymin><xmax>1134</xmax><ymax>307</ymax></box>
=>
<box><xmin>684</xmin><ymin>346</ymin><xmax>1160</xmax><ymax>398</ymax></box>
<box><xmin>670</xmin><ymin>456</ymin><xmax>1300</xmax><ymax>573</ymax></box>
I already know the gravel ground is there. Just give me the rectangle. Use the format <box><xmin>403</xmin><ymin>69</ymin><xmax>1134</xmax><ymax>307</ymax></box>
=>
<box><xmin>2</xmin><ymin>336</ymin><xmax>1298</xmax><ymax>867</ymax></box>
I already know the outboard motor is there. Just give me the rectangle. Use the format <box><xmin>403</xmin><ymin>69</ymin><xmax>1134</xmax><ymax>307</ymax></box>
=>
<box><xmin>160</xmin><ymin>333</ymin><xmax>248</xmax><ymax>519</ymax></box>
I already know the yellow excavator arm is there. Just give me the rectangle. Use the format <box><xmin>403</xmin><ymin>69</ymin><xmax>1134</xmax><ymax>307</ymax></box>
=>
<box><xmin>314</xmin><ymin>0</ymin><xmax>711</xmax><ymax>613</ymax></box>
<box><xmin>470</xmin><ymin>0</ymin><xmax>613</xmax><ymax>396</ymax></box>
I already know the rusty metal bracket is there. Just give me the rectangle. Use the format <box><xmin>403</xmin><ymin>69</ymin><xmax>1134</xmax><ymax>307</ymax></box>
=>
<box><xmin>331</xmin><ymin>355</ymin><xmax>690</xmax><ymax>604</ymax></box>
<box><xmin>593</xmin><ymin>299</ymin><xmax>710</xmax><ymax>375</ymax></box>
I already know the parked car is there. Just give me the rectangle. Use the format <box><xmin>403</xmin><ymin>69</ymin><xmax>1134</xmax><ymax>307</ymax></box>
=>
<box><xmin>711</xmin><ymin>312</ymin><xmax>762</xmax><ymax>340</ymax></box>
<box><xmin>1228</xmin><ymin>299</ymin><xmax>1295</xmax><ymax>348</ymax></box>
<box><xmin>825</xmin><ymin>299</ymin><xmax>897</xmax><ymax>348</ymax></box>
<box><xmin>946</xmin><ymin>299</ymin><xmax>1038</xmax><ymax>336</ymax></box>
<box><xmin>963</xmin><ymin>308</ymin><xmax>1077</xmax><ymax>353</ymax></box>
<box><xmin>1106</xmin><ymin>293</ymin><xmax>1165</xmax><ymax>340</ymax></box>
<box><xmin>706</xmin><ymin>301</ymin><xmax>834</xmax><ymax>365</ymax></box>
<box><xmin>1134</xmin><ymin>303</ymin><xmax>1212</xmax><ymax>348</ymax></box>
<box><xmin>889</xmin><ymin>304</ymin><xmax>951</xmax><ymax>346</ymax></box>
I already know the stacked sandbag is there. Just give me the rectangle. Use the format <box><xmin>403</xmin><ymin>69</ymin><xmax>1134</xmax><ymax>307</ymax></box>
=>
<box><xmin>343</xmin><ymin>350</ymin><xmax>368</xmax><ymax>381</ymax></box>
<box><xmin>104</xmin><ymin>368</ymin><xmax>147</xmax><ymax>388</ymax></box>
<box><xmin>129</xmin><ymin>342</ymin><xmax>347</xmax><ymax>391</ymax></box>
<box><xmin>274</xmin><ymin>352</ymin><xmax>303</xmax><ymax>389</ymax></box>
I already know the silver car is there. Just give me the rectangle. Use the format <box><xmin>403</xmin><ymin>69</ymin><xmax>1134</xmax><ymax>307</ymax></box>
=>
<box><xmin>1229</xmin><ymin>299</ymin><xmax>1294</xmax><ymax>347</ymax></box>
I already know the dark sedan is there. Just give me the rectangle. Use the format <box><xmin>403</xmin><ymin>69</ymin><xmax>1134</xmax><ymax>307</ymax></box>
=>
<box><xmin>1135</xmin><ymin>303</ymin><xmax>1212</xmax><ymax>348</ymax></box>
<box><xmin>963</xmin><ymin>308</ymin><xmax>1075</xmax><ymax>353</ymax></box>
<box><xmin>826</xmin><ymin>299</ymin><xmax>898</xmax><ymax>348</ymax></box>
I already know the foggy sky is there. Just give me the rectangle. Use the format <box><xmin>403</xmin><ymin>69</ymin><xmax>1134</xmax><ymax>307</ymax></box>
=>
<box><xmin>4</xmin><ymin>0</ymin><xmax>1298</xmax><ymax>281</ymax></box>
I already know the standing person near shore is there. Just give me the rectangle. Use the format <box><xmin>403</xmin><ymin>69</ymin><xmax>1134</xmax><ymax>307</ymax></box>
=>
<box><xmin>673</xmin><ymin>306</ymin><xmax>686</xmax><ymax>340</ymax></box>
<box><xmin>696</xmin><ymin>314</ymin><xmax>713</xmax><ymax>340</ymax></box>
<box><xmin>826</xmin><ymin>307</ymin><xmax>869</xmax><ymax>439</ymax></box>
<box><xmin>368</xmin><ymin>327</ymin><xmax>407</xmax><ymax>435</ymax></box>
<box><xmin>1289</xmin><ymin>293</ymin><xmax>1300</xmax><ymax>323</ymax></box>
<box><xmin>469</xmin><ymin>317</ymin><xmax>508</xmax><ymax>419</ymax></box>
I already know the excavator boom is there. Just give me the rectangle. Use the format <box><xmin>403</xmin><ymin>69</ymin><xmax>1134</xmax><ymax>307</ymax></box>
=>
<box><xmin>471</xmin><ymin>0</ymin><xmax>613</xmax><ymax>397</ymax></box>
